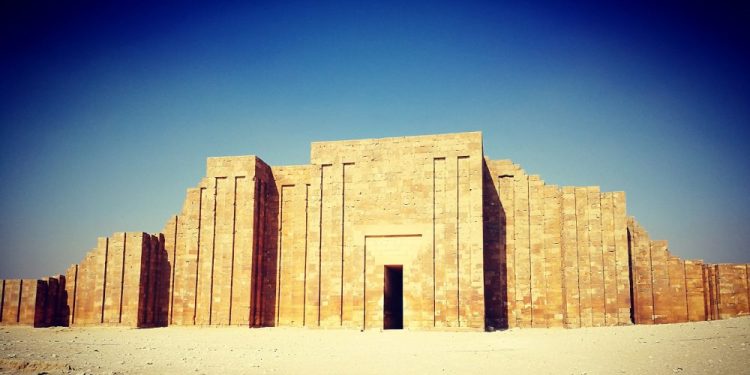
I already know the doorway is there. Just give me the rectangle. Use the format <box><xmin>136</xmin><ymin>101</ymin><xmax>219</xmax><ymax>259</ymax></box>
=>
<box><xmin>383</xmin><ymin>265</ymin><xmax>403</xmax><ymax>329</ymax></box>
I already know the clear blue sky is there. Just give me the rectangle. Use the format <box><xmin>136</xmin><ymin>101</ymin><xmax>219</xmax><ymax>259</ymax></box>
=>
<box><xmin>1</xmin><ymin>1</ymin><xmax>748</xmax><ymax>278</ymax></box>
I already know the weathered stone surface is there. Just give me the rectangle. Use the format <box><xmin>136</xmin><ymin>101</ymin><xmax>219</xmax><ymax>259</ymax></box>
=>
<box><xmin>2</xmin><ymin>131</ymin><xmax>748</xmax><ymax>329</ymax></box>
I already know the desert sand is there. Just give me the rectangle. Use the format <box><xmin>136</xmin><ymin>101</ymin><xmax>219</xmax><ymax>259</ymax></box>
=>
<box><xmin>1</xmin><ymin>316</ymin><xmax>749</xmax><ymax>375</ymax></box>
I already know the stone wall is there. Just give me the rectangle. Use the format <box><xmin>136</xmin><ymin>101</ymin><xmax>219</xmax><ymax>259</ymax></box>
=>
<box><xmin>263</xmin><ymin>133</ymin><xmax>485</xmax><ymax>330</ymax></box>
<box><xmin>627</xmin><ymin>220</ymin><xmax>750</xmax><ymax>324</ymax></box>
<box><xmin>483</xmin><ymin>159</ymin><xmax>631</xmax><ymax>329</ymax></box>
<box><xmin>707</xmin><ymin>264</ymin><xmax>750</xmax><ymax>320</ymax></box>
<box><xmin>164</xmin><ymin>156</ymin><xmax>270</xmax><ymax>327</ymax></box>
<box><xmin>2</xmin><ymin>131</ymin><xmax>749</xmax><ymax>330</ymax></box>
<box><xmin>0</xmin><ymin>277</ymin><xmax>66</xmax><ymax>327</ymax></box>
<box><xmin>27</xmin><ymin>232</ymin><xmax>170</xmax><ymax>328</ymax></box>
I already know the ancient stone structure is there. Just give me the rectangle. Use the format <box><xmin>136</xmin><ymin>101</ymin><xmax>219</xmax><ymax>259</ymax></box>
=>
<box><xmin>1</xmin><ymin>132</ymin><xmax>748</xmax><ymax>330</ymax></box>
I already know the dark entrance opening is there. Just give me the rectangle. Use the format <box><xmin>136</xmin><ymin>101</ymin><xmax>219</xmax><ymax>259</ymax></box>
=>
<box><xmin>383</xmin><ymin>265</ymin><xmax>403</xmax><ymax>329</ymax></box>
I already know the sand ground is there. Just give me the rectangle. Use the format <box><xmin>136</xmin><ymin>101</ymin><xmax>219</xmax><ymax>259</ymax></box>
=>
<box><xmin>1</xmin><ymin>316</ymin><xmax>749</xmax><ymax>375</ymax></box>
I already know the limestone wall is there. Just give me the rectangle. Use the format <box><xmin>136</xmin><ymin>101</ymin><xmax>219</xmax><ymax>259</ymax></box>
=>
<box><xmin>265</xmin><ymin>133</ymin><xmax>485</xmax><ymax>330</ymax></box>
<box><xmin>483</xmin><ymin>159</ymin><xmax>630</xmax><ymax>329</ymax></box>
<box><xmin>46</xmin><ymin>232</ymin><xmax>168</xmax><ymax>328</ymax></box>
<box><xmin>164</xmin><ymin>156</ymin><xmax>270</xmax><ymax>327</ymax></box>
<box><xmin>2</xmin><ymin>131</ymin><xmax>749</xmax><ymax>330</ymax></box>
<box><xmin>627</xmin><ymin>220</ymin><xmax>750</xmax><ymax>324</ymax></box>
<box><xmin>0</xmin><ymin>277</ymin><xmax>66</xmax><ymax>327</ymax></box>
<box><xmin>707</xmin><ymin>264</ymin><xmax>750</xmax><ymax>320</ymax></box>
<box><xmin>483</xmin><ymin>157</ymin><xmax>749</xmax><ymax>330</ymax></box>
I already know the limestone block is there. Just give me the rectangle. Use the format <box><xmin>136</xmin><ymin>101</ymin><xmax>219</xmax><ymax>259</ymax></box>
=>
<box><xmin>514</xmin><ymin>173</ymin><xmax>531</xmax><ymax>327</ymax></box>
<box><xmin>103</xmin><ymin>234</ymin><xmax>125</xmax><ymax>324</ymax></box>
<box><xmin>64</xmin><ymin>265</ymin><xmax>78</xmax><ymax>326</ymax></box>
<box><xmin>528</xmin><ymin>176</ymin><xmax>546</xmax><ymax>328</ymax></box>
<box><xmin>18</xmin><ymin>279</ymin><xmax>46</xmax><ymax>326</ymax></box>
<box><xmin>612</xmin><ymin>192</ymin><xmax>630</xmax><ymax>325</ymax></box>
<box><xmin>230</xmin><ymin>176</ymin><xmax>255</xmax><ymax>326</ymax></box>
<box><xmin>161</xmin><ymin>216</ymin><xmax>178</xmax><ymax>325</ymax></box>
<box><xmin>716</xmin><ymin>264</ymin><xmax>750</xmax><ymax>319</ymax></box>
<box><xmin>1</xmin><ymin>280</ymin><xmax>21</xmax><ymax>324</ymax></box>
<box><xmin>586</xmin><ymin>187</ymin><xmax>605</xmax><ymax>327</ymax></box>
<box><xmin>628</xmin><ymin>220</ymin><xmax>654</xmax><ymax>324</ymax></box>
<box><xmin>684</xmin><ymin>260</ymin><xmax>707</xmax><ymax>322</ymax></box>
<box><xmin>667</xmin><ymin>256</ymin><xmax>688</xmax><ymax>323</ymax></box>
<box><xmin>600</xmin><ymin>193</ymin><xmax>618</xmax><ymax>325</ymax></box>
<box><xmin>561</xmin><ymin>186</ymin><xmax>580</xmax><ymax>328</ymax></box>
<box><xmin>195</xmin><ymin>182</ymin><xmax>215</xmax><ymax>326</ymax></box>
<box><xmin>496</xmin><ymin>162</ymin><xmax>517</xmax><ymax>329</ymax></box>
<box><xmin>574</xmin><ymin>187</ymin><xmax>593</xmax><ymax>327</ymax></box>
<box><xmin>543</xmin><ymin>185</ymin><xmax>563</xmax><ymax>327</ymax></box>
<box><xmin>650</xmin><ymin>240</ymin><xmax>670</xmax><ymax>324</ymax></box>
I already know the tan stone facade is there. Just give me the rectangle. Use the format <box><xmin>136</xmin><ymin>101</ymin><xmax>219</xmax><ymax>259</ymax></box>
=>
<box><xmin>483</xmin><ymin>161</ymin><xmax>632</xmax><ymax>328</ymax></box>
<box><xmin>1</xmin><ymin>132</ymin><xmax>748</xmax><ymax>329</ymax></box>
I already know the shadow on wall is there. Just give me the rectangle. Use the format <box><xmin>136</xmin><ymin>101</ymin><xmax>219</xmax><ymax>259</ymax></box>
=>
<box><xmin>137</xmin><ymin>234</ymin><xmax>172</xmax><ymax>328</ymax></box>
<box><xmin>77</xmin><ymin>233</ymin><xmax>171</xmax><ymax>328</ymax></box>
<box><xmin>0</xmin><ymin>277</ymin><xmax>69</xmax><ymax>327</ymax></box>
<box><xmin>1</xmin><ymin>173</ymin><xmax>281</xmax><ymax>330</ymax></box>
<box><xmin>627</xmin><ymin>227</ymin><xmax>636</xmax><ymax>324</ymax></box>
<box><xmin>483</xmin><ymin>161</ymin><xmax>509</xmax><ymax>331</ymax></box>
<box><xmin>257</xmin><ymin>179</ymin><xmax>279</xmax><ymax>327</ymax></box>
<box><xmin>58</xmin><ymin>286</ymin><xmax>70</xmax><ymax>327</ymax></box>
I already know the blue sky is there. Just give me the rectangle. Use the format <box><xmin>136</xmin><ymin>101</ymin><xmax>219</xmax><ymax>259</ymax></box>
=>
<box><xmin>1</xmin><ymin>1</ymin><xmax>748</xmax><ymax>278</ymax></box>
